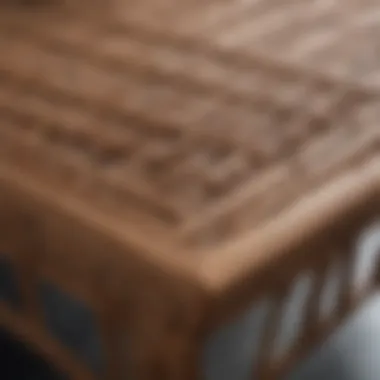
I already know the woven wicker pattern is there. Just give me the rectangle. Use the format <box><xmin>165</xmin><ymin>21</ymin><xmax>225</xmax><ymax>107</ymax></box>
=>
<box><xmin>0</xmin><ymin>1</ymin><xmax>379</xmax><ymax>247</ymax></box>
<box><xmin>121</xmin><ymin>0</ymin><xmax>380</xmax><ymax>83</ymax></box>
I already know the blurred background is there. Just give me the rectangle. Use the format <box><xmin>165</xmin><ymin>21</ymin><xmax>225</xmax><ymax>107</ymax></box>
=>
<box><xmin>2</xmin><ymin>288</ymin><xmax>380</xmax><ymax>379</ymax></box>
<box><xmin>0</xmin><ymin>328</ymin><xmax>65</xmax><ymax>379</ymax></box>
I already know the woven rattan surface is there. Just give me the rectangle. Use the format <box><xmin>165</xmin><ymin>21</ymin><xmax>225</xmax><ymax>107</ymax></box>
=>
<box><xmin>1</xmin><ymin>4</ymin><xmax>380</xmax><ymax>380</ymax></box>
<box><xmin>0</xmin><ymin>1</ymin><xmax>379</xmax><ymax>268</ymax></box>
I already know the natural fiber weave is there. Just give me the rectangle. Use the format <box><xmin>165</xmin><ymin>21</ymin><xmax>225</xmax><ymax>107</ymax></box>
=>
<box><xmin>0</xmin><ymin>1</ymin><xmax>379</xmax><ymax>380</ymax></box>
<box><xmin>0</xmin><ymin>0</ymin><xmax>379</xmax><ymax>250</ymax></box>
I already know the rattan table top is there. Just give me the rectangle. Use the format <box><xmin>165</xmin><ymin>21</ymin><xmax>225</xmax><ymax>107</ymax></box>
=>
<box><xmin>0</xmin><ymin>0</ymin><xmax>379</xmax><ymax>291</ymax></box>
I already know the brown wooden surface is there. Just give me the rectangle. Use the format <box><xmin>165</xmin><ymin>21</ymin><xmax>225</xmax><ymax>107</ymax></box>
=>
<box><xmin>0</xmin><ymin>1</ymin><xmax>380</xmax><ymax>379</ymax></box>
